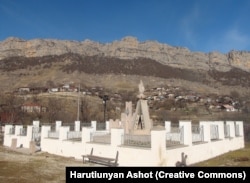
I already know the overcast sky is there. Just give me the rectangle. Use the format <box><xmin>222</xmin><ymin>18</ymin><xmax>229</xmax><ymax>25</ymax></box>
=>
<box><xmin>1</xmin><ymin>0</ymin><xmax>250</xmax><ymax>53</ymax></box>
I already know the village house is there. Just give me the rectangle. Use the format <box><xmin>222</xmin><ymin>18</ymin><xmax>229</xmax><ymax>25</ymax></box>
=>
<box><xmin>60</xmin><ymin>84</ymin><xmax>78</xmax><ymax>92</ymax></box>
<box><xmin>49</xmin><ymin>88</ymin><xmax>59</xmax><ymax>92</ymax></box>
<box><xmin>17</xmin><ymin>87</ymin><xmax>30</xmax><ymax>94</ymax></box>
<box><xmin>21</xmin><ymin>102</ymin><xmax>46</xmax><ymax>113</ymax></box>
<box><xmin>17</xmin><ymin>87</ymin><xmax>48</xmax><ymax>94</ymax></box>
<box><xmin>223</xmin><ymin>104</ymin><xmax>237</xmax><ymax>112</ymax></box>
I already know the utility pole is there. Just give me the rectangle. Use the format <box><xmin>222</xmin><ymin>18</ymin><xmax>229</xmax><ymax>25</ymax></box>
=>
<box><xmin>102</xmin><ymin>95</ymin><xmax>109</xmax><ymax>123</ymax></box>
<box><xmin>77</xmin><ymin>84</ymin><xmax>80</xmax><ymax>121</ymax></box>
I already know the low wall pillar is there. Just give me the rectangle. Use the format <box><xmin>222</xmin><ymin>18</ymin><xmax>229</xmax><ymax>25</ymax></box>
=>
<box><xmin>40</xmin><ymin>126</ymin><xmax>51</xmax><ymax>150</ymax></box>
<box><xmin>32</xmin><ymin>120</ymin><xmax>40</xmax><ymax>127</ymax></box>
<box><xmin>91</xmin><ymin>121</ymin><xmax>97</xmax><ymax>131</ymax></box>
<box><xmin>199</xmin><ymin>121</ymin><xmax>211</xmax><ymax>142</ymax></box>
<box><xmin>4</xmin><ymin>125</ymin><xmax>13</xmax><ymax>135</ymax></box>
<box><xmin>82</xmin><ymin>127</ymin><xmax>94</xmax><ymax>144</ymax></box>
<box><xmin>27</xmin><ymin>125</ymin><xmax>33</xmax><ymax>140</ymax></box>
<box><xmin>106</xmin><ymin>121</ymin><xmax>110</xmax><ymax>131</ymax></box>
<box><xmin>151</xmin><ymin>129</ymin><xmax>166</xmax><ymax>165</ymax></box>
<box><xmin>165</xmin><ymin>121</ymin><xmax>171</xmax><ymax>133</ymax></box>
<box><xmin>75</xmin><ymin>121</ymin><xmax>80</xmax><ymax>131</ymax></box>
<box><xmin>179</xmin><ymin>121</ymin><xmax>192</xmax><ymax>146</ymax></box>
<box><xmin>41</xmin><ymin>126</ymin><xmax>51</xmax><ymax>139</ymax></box>
<box><xmin>3</xmin><ymin>125</ymin><xmax>14</xmax><ymax>146</ymax></box>
<box><xmin>111</xmin><ymin>128</ymin><xmax>124</xmax><ymax>147</ymax></box>
<box><xmin>59</xmin><ymin>126</ymin><xmax>70</xmax><ymax>141</ymax></box>
<box><xmin>55</xmin><ymin>121</ymin><xmax>62</xmax><ymax>131</ymax></box>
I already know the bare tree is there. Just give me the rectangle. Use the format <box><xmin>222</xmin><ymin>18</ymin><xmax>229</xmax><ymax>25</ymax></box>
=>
<box><xmin>0</xmin><ymin>93</ymin><xmax>24</xmax><ymax>123</ymax></box>
<box><xmin>80</xmin><ymin>97</ymin><xmax>90</xmax><ymax>122</ymax></box>
<box><xmin>46</xmin><ymin>98</ymin><xmax>64</xmax><ymax>123</ymax></box>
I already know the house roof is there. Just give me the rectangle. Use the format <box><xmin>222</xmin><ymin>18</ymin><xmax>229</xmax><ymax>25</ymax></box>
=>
<box><xmin>22</xmin><ymin>102</ymin><xmax>41</xmax><ymax>107</ymax></box>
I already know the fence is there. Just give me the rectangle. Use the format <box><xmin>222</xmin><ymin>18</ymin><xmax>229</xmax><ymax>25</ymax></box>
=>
<box><xmin>90</xmin><ymin>131</ymin><xmax>111</xmax><ymax>144</ymax></box>
<box><xmin>192</xmin><ymin>125</ymin><xmax>204</xmax><ymax>143</ymax></box>
<box><xmin>122</xmin><ymin>134</ymin><xmax>151</xmax><ymax>148</ymax></box>
<box><xmin>81</xmin><ymin>122</ymin><xmax>91</xmax><ymax>128</ymax></box>
<box><xmin>166</xmin><ymin>125</ymin><xmax>184</xmax><ymax>147</ymax></box>
<box><xmin>9</xmin><ymin>127</ymin><xmax>15</xmax><ymax>135</ymax></box>
<box><xmin>210</xmin><ymin>125</ymin><xmax>219</xmax><ymax>140</ymax></box>
<box><xmin>235</xmin><ymin>124</ymin><xmax>240</xmax><ymax>137</ymax></box>
<box><xmin>3</xmin><ymin>121</ymin><xmax>245</xmax><ymax>166</ymax></box>
<box><xmin>96</xmin><ymin>122</ymin><xmax>106</xmax><ymax>130</ymax></box>
<box><xmin>19</xmin><ymin>127</ymin><xmax>27</xmax><ymax>136</ymax></box>
<box><xmin>67</xmin><ymin>131</ymin><xmax>82</xmax><ymax>140</ymax></box>
<box><xmin>224</xmin><ymin>124</ymin><xmax>230</xmax><ymax>138</ymax></box>
<box><xmin>48</xmin><ymin>130</ymin><xmax>59</xmax><ymax>139</ymax></box>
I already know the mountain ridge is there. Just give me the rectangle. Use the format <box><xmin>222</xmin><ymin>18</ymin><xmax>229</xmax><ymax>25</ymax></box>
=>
<box><xmin>1</xmin><ymin>36</ymin><xmax>250</xmax><ymax>97</ymax></box>
<box><xmin>1</xmin><ymin>36</ymin><xmax>250</xmax><ymax>72</ymax></box>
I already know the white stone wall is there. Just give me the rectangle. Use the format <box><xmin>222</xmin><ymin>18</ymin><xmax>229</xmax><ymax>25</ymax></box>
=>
<box><xmin>3</xmin><ymin>125</ymin><xmax>33</xmax><ymax>148</ymax></box>
<box><xmin>4</xmin><ymin>120</ymin><xmax>245</xmax><ymax>166</ymax></box>
<box><xmin>3</xmin><ymin>125</ymin><xmax>14</xmax><ymax>147</ymax></box>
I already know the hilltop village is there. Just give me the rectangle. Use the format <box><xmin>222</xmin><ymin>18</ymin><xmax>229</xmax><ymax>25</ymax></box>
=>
<box><xmin>14</xmin><ymin>82</ymin><xmax>243</xmax><ymax>117</ymax></box>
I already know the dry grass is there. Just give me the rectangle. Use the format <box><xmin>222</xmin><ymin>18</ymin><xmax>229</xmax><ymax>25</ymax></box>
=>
<box><xmin>0</xmin><ymin>145</ymin><xmax>95</xmax><ymax>183</ymax></box>
<box><xmin>192</xmin><ymin>142</ymin><xmax>250</xmax><ymax>167</ymax></box>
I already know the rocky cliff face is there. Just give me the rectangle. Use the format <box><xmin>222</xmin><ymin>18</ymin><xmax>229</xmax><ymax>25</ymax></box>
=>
<box><xmin>1</xmin><ymin>36</ymin><xmax>250</xmax><ymax>72</ymax></box>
